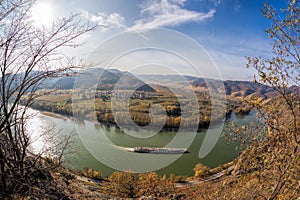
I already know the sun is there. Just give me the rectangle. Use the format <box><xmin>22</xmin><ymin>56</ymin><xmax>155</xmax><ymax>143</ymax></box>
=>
<box><xmin>30</xmin><ymin>1</ymin><xmax>53</xmax><ymax>27</ymax></box>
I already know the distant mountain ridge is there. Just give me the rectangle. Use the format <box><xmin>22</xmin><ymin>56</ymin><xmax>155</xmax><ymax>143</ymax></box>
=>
<box><xmin>137</xmin><ymin>74</ymin><xmax>299</xmax><ymax>99</ymax></box>
<box><xmin>42</xmin><ymin>68</ymin><xmax>155</xmax><ymax>92</ymax></box>
<box><xmin>7</xmin><ymin>69</ymin><xmax>297</xmax><ymax>99</ymax></box>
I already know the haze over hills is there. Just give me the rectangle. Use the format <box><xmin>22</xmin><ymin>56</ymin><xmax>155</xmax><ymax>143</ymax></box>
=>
<box><xmin>137</xmin><ymin>74</ymin><xmax>299</xmax><ymax>99</ymax></box>
<box><xmin>48</xmin><ymin>69</ymin><xmax>299</xmax><ymax>99</ymax></box>
<box><xmin>5</xmin><ymin>68</ymin><xmax>298</xmax><ymax>99</ymax></box>
<box><xmin>42</xmin><ymin>68</ymin><xmax>155</xmax><ymax>92</ymax></box>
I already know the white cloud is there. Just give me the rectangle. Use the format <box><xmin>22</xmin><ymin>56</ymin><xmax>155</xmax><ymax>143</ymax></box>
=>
<box><xmin>81</xmin><ymin>11</ymin><xmax>125</xmax><ymax>31</ymax></box>
<box><xmin>81</xmin><ymin>0</ymin><xmax>216</xmax><ymax>31</ymax></box>
<box><xmin>197</xmin><ymin>0</ymin><xmax>222</xmax><ymax>7</ymax></box>
<box><xmin>131</xmin><ymin>0</ymin><xmax>216</xmax><ymax>29</ymax></box>
<box><xmin>234</xmin><ymin>1</ymin><xmax>241</xmax><ymax>12</ymax></box>
<box><xmin>213</xmin><ymin>0</ymin><xmax>222</xmax><ymax>5</ymax></box>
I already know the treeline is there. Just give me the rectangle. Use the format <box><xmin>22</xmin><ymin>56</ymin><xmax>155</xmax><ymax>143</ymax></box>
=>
<box><xmin>31</xmin><ymin>101</ymin><xmax>73</xmax><ymax>116</ymax></box>
<box><xmin>65</xmin><ymin>161</ymin><xmax>231</xmax><ymax>199</ymax></box>
<box><xmin>31</xmin><ymin>90</ymin><xmax>252</xmax><ymax>131</ymax></box>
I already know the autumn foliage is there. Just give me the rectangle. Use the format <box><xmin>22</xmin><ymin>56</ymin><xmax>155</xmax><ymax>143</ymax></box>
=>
<box><xmin>103</xmin><ymin>171</ymin><xmax>178</xmax><ymax>199</ymax></box>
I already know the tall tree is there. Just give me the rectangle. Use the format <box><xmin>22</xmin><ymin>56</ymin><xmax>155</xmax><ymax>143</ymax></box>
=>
<box><xmin>0</xmin><ymin>0</ymin><xmax>94</xmax><ymax>197</ymax></box>
<box><xmin>233</xmin><ymin>0</ymin><xmax>299</xmax><ymax>199</ymax></box>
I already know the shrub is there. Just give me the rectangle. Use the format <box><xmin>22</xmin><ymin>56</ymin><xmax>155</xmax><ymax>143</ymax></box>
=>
<box><xmin>82</xmin><ymin>168</ymin><xmax>103</xmax><ymax>180</ymax></box>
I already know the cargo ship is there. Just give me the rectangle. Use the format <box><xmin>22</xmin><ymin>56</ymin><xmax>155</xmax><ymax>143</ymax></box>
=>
<box><xmin>132</xmin><ymin>147</ymin><xmax>188</xmax><ymax>154</ymax></box>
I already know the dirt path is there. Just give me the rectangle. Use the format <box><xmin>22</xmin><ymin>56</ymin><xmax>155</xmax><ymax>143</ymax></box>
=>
<box><xmin>176</xmin><ymin>166</ymin><xmax>234</xmax><ymax>187</ymax></box>
<box><xmin>74</xmin><ymin>174</ymin><xmax>103</xmax><ymax>185</ymax></box>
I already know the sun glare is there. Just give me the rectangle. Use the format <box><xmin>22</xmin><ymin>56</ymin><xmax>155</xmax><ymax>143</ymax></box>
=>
<box><xmin>30</xmin><ymin>1</ymin><xmax>53</xmax><ymax>27</ymax></box>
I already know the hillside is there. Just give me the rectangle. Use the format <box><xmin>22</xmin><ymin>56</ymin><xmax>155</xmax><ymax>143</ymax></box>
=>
<box><xmin>6</xmin><ymin>71</ymin><xmax>296</xmax><ymax>100</ymax></box>
<box><xmin>48</xmin><ymin>72</ymin><xmax>272</xmax><ymax>98</ymax></box>
<box><xmin>45</xmin><ymin>68</ymin><xmax>155</xmax><ymax>92</ymax></box>
<box><xmin>138</xmin><ymin>74</ymin><xmax>299</xmax><ymax>100</ymax></box>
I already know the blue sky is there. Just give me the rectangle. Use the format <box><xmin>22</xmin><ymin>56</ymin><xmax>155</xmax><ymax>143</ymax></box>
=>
<box><xmin>32</xmin><ymin>0</ymin><xmax>285</xmax><ymax>80</ymax></box>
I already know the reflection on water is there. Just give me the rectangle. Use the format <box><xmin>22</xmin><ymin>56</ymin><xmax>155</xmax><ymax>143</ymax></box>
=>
<box><xmin>27</xmin><ymin>109</ymin><xmax>48</xmax><ymax>154</ymax></box>
<box><xmin>29</xmin><ymin>110</ymin><xmax>257</xmax><ymax>176</ymax></box>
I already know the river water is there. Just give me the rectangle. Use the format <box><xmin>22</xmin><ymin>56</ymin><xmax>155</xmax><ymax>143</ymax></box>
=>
<box><xmin>28</xmin><ymin>110</ymin><xmax>257</xmax><ymax>177</ymax></box>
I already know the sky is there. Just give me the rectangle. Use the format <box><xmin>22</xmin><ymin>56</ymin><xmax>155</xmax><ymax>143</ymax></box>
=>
<box><xmin>30</xmin><ymin>0</ymin><xmax>286</xmax><ymax>80</ymax></box>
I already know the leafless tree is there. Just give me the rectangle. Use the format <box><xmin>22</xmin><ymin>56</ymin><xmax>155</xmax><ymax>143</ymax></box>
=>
<box><xmin>0</xmin><ymin>0</ymin><xmax>95</xmax><ymax>197</ymax></box>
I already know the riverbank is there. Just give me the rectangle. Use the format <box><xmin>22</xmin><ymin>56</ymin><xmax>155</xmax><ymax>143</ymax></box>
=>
<box><xmin>34</xmin><ymin>106</ymin><xmax>253</xmax><ymax>133</ymax></box>
<box><xmin>30</xmin><ymin>88</ymin><xmax>254</xmax><ymax>132</ymax></box>
<box><xmin>49</xmin><ymin>160</ymin><xmax>235</xmax><ymax>199</ymax></box>
<box><xmin>41</xmin><ymin>111</ymin><xmax>69</xmax><ymax>120</ymax></box>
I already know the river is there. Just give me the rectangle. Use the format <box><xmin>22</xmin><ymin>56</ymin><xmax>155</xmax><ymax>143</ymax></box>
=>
<box><xmin>28</xmin><ymin>110</ymin><xmax>257</xmax><ymax>177</ymax></box>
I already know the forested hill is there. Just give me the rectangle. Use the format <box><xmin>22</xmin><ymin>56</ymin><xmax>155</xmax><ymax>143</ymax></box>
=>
<box><xmin>138</xmin><ymin>74</ymin><xmax>299</xmax><ymax>100</ymax></box>
<box><xmin>3</xmin><ymin>69</ymin><xmax>299</xmax><ymax>99</ymax></box>
<box><xmin>43</xmin><ymin>68</ymin><xmax>155</xmax><ymax>92</ymax></box>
